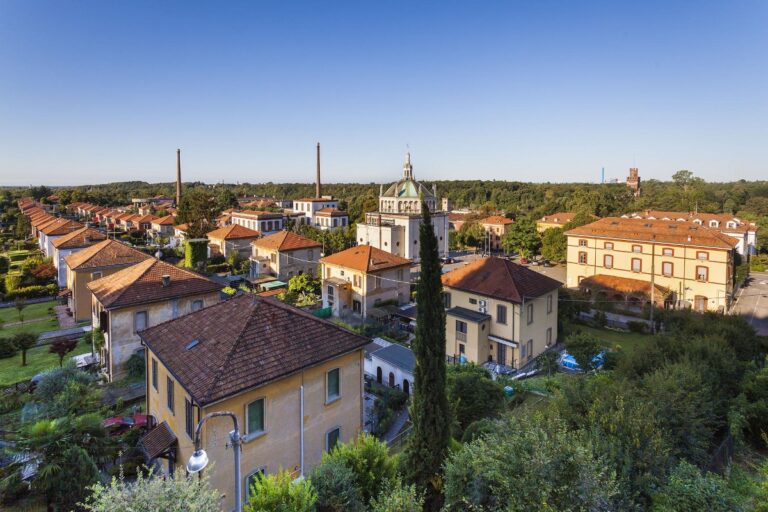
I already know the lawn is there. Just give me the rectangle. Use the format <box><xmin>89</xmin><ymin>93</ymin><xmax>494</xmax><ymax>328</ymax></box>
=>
<box><xmin>0</xmin><ymin>317</ymin><xmax>60</xmax><ymax>337</ymax></box>
<box><xmin>0</xmin><ymin>341</ymin><xmax>92</xmax><ymax>387</ymax></box>
<box><xmin>578</xmin><ymin>325</ymin><xmax>653</xmax><ymax>354</ymax></box>
<box><xmin>0</xmin><ymin>300</ymin><xmax>57</xmax><ymax>324</ymax></box>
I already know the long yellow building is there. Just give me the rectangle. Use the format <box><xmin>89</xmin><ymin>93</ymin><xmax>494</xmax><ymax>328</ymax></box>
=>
<box><xmin>565</xmin><ymin>217</ymin><xmax>738</xmax><ymax>312</ymax></box>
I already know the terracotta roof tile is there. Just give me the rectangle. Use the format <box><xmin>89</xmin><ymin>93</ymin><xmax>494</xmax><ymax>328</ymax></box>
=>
<box><xmin>539</xmin><ymin>212</ymin><xmax>577</xmax><ymax>224</ymax></box>
<box><xmin>51</xmin><ymin>227</ymin><xmax>108</xmax><ymax>249</ymax></box>
<box><xmin>321</xmin><ymin>245</ymin><xmax>410</xmax><ymax>273</ymax></box>
<box><xmin>40</xmin><ymin>219</ymin><xmax>83</xmax><ymax>236</ymax></box>
<box><xmin>315</xmin><ymin>208</ymin><xmax>348</xmax><ymax>216</ymax></box>
<box><xmin>566</xmin><ymin>217</ymin><xmax>739</xmax><ymax>249</ymax></box>
<box><xmin>479</xmin><ymin>215</ymin><xmax>514</xmax><ymax>225</ymax></box>
<box><xmin>139</xmin><ymin>294</ymin><xmax>368</xmax><ymax>405</ymax></box>
<box><xmin>87</xmin><ymin>258</ymin><xmax>223</xmax><ymax>310</ymax></box>
<box><xmin>580</xmin><ymin>274</ymin><xmax>670</xmax><ymax>296</ymax></box>
<box><xmin>152</xmin><ymin>215</ymin><xmax>176</xmax><ymax>225</ymax></box>
<box><xmin>442</xmin><ymin>257</ymin><xmax>561</xmax><ymax>304</ymax></box>
<box><xmin>64</xmin><ymin>239</ymin><xmax>152</xmax><ymax>271</ymax></box>
<box><xmin>140</xmin><ymin>421</ymin><xmax>177</xmax><ymax>459</ymax></box>
<box><xmin>206</xmin><ymin>224</ymin><xmax>261</xmax><ymax>240</ymax></box>
<box><xmin>253</xmin><ymin>231</ymin><xmax>321</xmax><ymax>252</ymax></box>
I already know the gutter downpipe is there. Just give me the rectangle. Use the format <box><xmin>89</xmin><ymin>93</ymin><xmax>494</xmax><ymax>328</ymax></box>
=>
<box><xmin>300</xmin><ymin>384</ymin><xmax>305</xmax><ymax>477</ymax></box>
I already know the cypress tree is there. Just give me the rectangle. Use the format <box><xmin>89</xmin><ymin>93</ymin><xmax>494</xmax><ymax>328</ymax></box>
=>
<box><xmin>403</xmin><ymin>202</ymin><xmax>450</xmax><ymax>510</ymax></box>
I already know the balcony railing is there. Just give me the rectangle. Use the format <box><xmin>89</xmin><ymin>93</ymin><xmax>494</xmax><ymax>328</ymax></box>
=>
<box><xmin>456</xmin><ymin>331</ymin><xmax>467</xmax><ymax>342</ymax></box>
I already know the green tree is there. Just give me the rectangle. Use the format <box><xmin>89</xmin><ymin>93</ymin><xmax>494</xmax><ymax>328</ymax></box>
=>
<box><xmin>501</xmin><ymin>218</ymin><xmax>541</xmax><ymax>258</ymax></box>
<box><xmin>457</xmin><ymin>221</ymin><xmax>484</xmax><ymax>249</ymax></box>
<box><xmin>535</xmin><ymin>349</ymin><xmax>559</xmax><ymax>377</ymax></box>
<box><xmin>14</xmin><ymin>213</ymin><xmax>30</xmax><ymax>240</ymax></box>
<box><xmin>565</xmin><ymin>332</ymin><xmax>602</xmax><ymax>372</ymax></box>
<box><xmin>13</xmin><ymin>332</ymin><xmax>37</xmax><ymax>366</ymax></box>
<box><xmin>316</xmin><ymin>433</ymin><xmax>396</xmax><ymax>505</ymax></box>
<box><xmin>369</xmin><ymin>479</ymin><xmax>425</xmax><ymax>512</ymax></box>
<box><xmin>216</xmin><ymin>187</ymin><xmax>239</xmax><ymax>210</ymax></box>
<box><xmin>82</xmin><ymin>469</ymin><xmax>221</xmax><ymax>511</ymax></box>
<box><xmin>177</xmin><ymin>188</ymin><xmax>221</xmax><ymax>239</ymax></box>
<box><xmin>403</xmin><ymin>203</ymin><xmax>450</xmax><ymax>510</ymax></box>
<box><xmin>540</xmin><ymin>227</ymin><xmax>567</xmax><ymax>262</ymax></box>
<box><xmin>446</xmin><ymin>364</ymin><xmax>505</xmax><ymax>438</ymax></box>
<box><xmin>14</xmin><ymin>298</ymin><xmax>27</xmax><ymax>323</ymax></box>
<box><xmin>442</xmin><ymin>415</ymin><xmax>618</xmax><ymax>511</ymax></box>
<box><xmin>310</xmin><ymin>456</ymin><xmax>365</xmax><ymax>512</ymax></box>
<box><xmin>651</xmin><ymin>461</ymin><xmax>741</xmax><ymax>512</ymax></box>
<box><xmin>244</xmin><ymin>470</ymin><xmax>317</xmax><ymax>512</ymax></box>
<box><xmin>49</xmin><ymin>338</ymin><xmax>78</xmax><ymax>367</ymax></box>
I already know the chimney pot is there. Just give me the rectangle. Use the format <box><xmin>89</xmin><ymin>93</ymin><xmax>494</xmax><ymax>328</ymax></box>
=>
<box><xmin>161</xmin><ymin>274</ymin><xmax>171</xmax><ymax>287</ymax></box>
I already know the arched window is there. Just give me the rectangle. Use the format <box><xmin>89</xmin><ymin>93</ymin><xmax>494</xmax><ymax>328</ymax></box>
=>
<box><xmin>388</xmin><ymin>372</ymin><xmax>395</xmax><ymax>388</ymax></box>
<box><xmin>376</xmin><ymin>367</ymin><xmax>382</xmax><ymax>384</ymax></box>
<box><xmin>403</xmin><ymin>379</ymin><xmax>410</xmax><ymax>396</ymax></box>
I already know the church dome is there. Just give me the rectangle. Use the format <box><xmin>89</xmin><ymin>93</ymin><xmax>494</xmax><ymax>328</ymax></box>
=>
<box><xmin>381</xmin><ymin>153</ymin><xmax>435</xmax><ymax>200</ymax></box>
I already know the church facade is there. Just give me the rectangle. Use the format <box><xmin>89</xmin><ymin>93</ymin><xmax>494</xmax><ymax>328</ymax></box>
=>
<box><xmin>355</xmin><ymin>153</ymin><xmax>449</xmax><ymax>261</ymax></box>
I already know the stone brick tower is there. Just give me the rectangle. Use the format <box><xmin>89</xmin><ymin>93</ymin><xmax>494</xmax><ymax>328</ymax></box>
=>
<box><xmin>627</xmin><ymin>167</ymin><xmax>641</xmax><ymax>197</ymax></box>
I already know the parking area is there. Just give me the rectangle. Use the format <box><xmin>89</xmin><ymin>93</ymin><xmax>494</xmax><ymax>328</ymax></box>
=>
<box><xmin>731</xmin><ymin>271</ymin><xmax>768</xmax><ymax>336</ymax></box>
<box><xmin>422</xmin><ymin>251</ymin><xmax>567</xmax><ymax>284</ymax></box>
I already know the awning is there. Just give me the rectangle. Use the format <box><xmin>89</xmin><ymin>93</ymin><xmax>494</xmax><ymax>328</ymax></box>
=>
<box><xmin>261</xmin><ymin>280</ymin><xmax>287</xmax><ymax>290</ymax></box>
<box><xmin>140</xmin><ymin>421</ymin><xmax>177</xmax><ymax>460</ymax></box>
<box><xmin>488</xmin><ymin>335</ymin><xmax>519</xmax><ymax>348</ymax></box>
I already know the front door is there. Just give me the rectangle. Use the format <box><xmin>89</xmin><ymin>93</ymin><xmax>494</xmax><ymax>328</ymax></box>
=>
<box><xmin>497</xmin><ymin>344</ymin><xmax>506</xmax><ymax>366</ymax></box>
<box><xmin>353</xmin><ymin>300</ymin><xmax>362</xmax><ymax>315</ymax></box>
<box><xmin>694</xmin><ymin>295</ymin><xmax>707</xmax><ymax>312</ymax></box>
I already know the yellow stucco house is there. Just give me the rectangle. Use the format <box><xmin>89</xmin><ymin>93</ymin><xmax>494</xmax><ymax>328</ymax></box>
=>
<box><xmin>478</xmin><ymin>215</ymin><xmax>514</xmax><ymax>252</ymax></box>
<box><xmin>442</xmin><ymin>257</ymin><xmax>561</xmax><ymax>370</ymax></box>
<box><xmin>88</xmin><ymin>258</ymin><xmax>223</xmax><ymax>381</ymax></box>
<box><xmin>64</xmin><ymin>239</ymin><xmax>153</xmax><ymax>322</ymax></box>
<box><xmin>250</xmin><ymin>230</ymin><xmax>322</xmax><ymax>280</ymax></box>
<box><xmin>320</xmin><ymin>245</ymin><xmax>411</xmax><ymax>319</ymax></box>
<box><xmin>565</xmin><ymin>217</ymin><xmax>738</xmax><ymax>312</ymax></box>
<box><xmin>138</xmin><ymin>294</ymin><xmax>368</xmax><ymax>511</ymax></box>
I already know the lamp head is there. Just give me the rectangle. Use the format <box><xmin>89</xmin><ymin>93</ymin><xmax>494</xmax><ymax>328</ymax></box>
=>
<box><xmin>186</xmin><ymin>449</ymin><xmax>209</xmax><ymax>474</ymax></box>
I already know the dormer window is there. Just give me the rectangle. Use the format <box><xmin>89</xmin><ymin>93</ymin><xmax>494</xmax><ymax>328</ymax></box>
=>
<box><xmin>709</xmin><ymin>220</ymin><xmax>719</xmax><ymax>228</ymax></box>
<box><xmin>726</xmin><ymin>221</ymin><xmax>736</xmax><ymax>229</ymax></box>
<box><xmin>694</xmin><ymin>219</ymin><xmax>703</xmax><ymax>225</ymax></box>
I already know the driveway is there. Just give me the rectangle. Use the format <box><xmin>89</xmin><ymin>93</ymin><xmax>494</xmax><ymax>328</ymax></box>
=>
<box><xmin>731</xmin><ymin>271</ymin><xmax>768</xmax><ymax>336</ymax></box>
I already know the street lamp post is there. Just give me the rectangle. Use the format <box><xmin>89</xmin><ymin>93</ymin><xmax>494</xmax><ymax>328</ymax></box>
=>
<box><xmin>187</xmin><ymin>411</ymin><xmax>243</xmax><ymax>512</ymax></box>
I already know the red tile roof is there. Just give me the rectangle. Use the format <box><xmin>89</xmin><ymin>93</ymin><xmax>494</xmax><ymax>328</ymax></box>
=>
<box><xmin>139</xmin><ymin>294</ymin><xmax>368</xmax><ymax>406</ymax></box>
<box><xmin>579</xmin><ymin>274</ymin><xmax>670</xmax><ymax>297</ymax></box>
<box><xmin>40</xmin><ymin>219</ymin><xmax>83</xmax><ymax>236</ymax></box>
<box><xmin>539</xmin><ymin>212</ymin><xmax>577</xmax><ymax>225</ymax></box>
<box><xmin>253</xmin><ymin>231</ymin><xmax>321</xmax><ymax>252</ymax></box>
<box><xmin>442</xmin><ymin>257</ymin><xmax>561</xmax><ymax>304</ymax></box>
<box><xmin>566</xmin><ymin>217</ymin><xmax>739</xmax><ymax>249</ymax></box>
<box><xmin>320</xmin><ymin>245</ymin><xmax>410</xmax><ymax>273</ymax></box>
<box><xmin>479</xmin><ymin>215</ymin><xmax>514</xmax><ymax>225</ymax></box>
<box><xmin>64</xmin><ymin>239</ymin><xmax>152</xmax><ymax>271</ymax></box>
<box><xmin>315</xmin><ymin>208</ymin><xmax>348</xmax><ymax>216</ymax></box>
<box><xmin>87</xmin><ymin>258</ymin><xmax>223</xmax><ymax>310</ymax></box>
<box><xmin>152</xmin><ymin>215</ymin><xmax>176</xmax><ymax>226</ymax></box>
<box><xmin>206</xmin><ymin>224</ymin><xmax>261</xmax><ymax>240</ymax></box>
<box><xmin>51</xmin><ymin>227</ymin><xmax>108</xmax><ymax>249</ymax></box>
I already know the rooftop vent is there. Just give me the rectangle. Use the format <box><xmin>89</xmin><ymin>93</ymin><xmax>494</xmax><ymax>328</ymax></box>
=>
<box><xmin>185</xmin><ymin>339</ymin><xmax>200</xmax><ymax>350</ymax></box>
<box><xmin>161</xmin><ymin>275</ymin><xmax>171</xmax><ymax>287</ymax></box>
<box><xmin>644</xmin><ymin>223</ymin><xmax>653</xmax><ymax>228</ymax></box>
<box><xmin>668</xmin><ymin>225</ymin><xmax>677</xmax><ymax>229</ymax></box>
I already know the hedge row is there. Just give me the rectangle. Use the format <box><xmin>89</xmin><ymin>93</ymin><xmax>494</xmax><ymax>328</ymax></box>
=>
<box><xmin>1</xmin><ymin>283</ymin><xmax>58</xmax><ymax>301</ymax></box>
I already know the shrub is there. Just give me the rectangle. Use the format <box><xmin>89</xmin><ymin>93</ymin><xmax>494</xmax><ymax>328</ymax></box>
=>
<box><xmin>125</xmin><ymin>352</ymin><xmax>145</xmax><ymax>379</ymax></box>
<box><xmin>651</xmin><ymin>461</ymin><xmax>741</xmax><ymax>512</ymax></box>
<box><xmin>4</xmin><ymin>283</ymin><xmax>58</xmax><ymax>300</ymax></box>
<box><xmin>447</xmin><ymin>363</ymin><xmax>505</xmax><ymax>438</ymax></box>
<box><xmin>0</xmin><ymin>337</ymin><xmax>18</xmax><ymax>359</ymax></box>
<box><xmin>369</xmin><ymin>478</ymin><xmax>424</xmax><ymax>512</ymax></box>
<box><xmin>206</xmin><ymin>263</ymin><xmax>230</xmax><ymax>274</ymax></box>
<box><xmin>4</xmin><ymin>273</ymin><xmax>22</xmax><ymax>293</ymax></box>
<box><xmin>627</xmin><ymin>320</ymin><xmax>648</xmax><ymax>333</ymax></box>
<box><xmin>317</xmin><ymin>433</ymin><xmax>396</xmax><ymax>504</ymax></box>
<box><xmin>244</xmin><ymin>470</ymin><xmax>317</xmax><ymax>512</ymax></box>
<box><xmin>310</xmin><ymin>457</ymin><xmax>365</xmax><ymax>512</ymax></box>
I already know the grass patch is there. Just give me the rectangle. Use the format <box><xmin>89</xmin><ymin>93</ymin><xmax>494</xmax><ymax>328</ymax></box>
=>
<box><xmin>0</xmin><ymin>341</ymin><xmax>91</xmax><ymax>387</ymax></box>
<box><xmin>577</xmin><ymin>325</ymin><xmax>653</xmax><ymax>354</ymax></box>
<box><xmin>0</xmin><ymin>317</ymin><xmax>59</xmax><ymax>337</ymax></box>
<box><xmin>0</xmin><ymin>300</ymin><xmax>57</xmax><ymax>324</ymax></box>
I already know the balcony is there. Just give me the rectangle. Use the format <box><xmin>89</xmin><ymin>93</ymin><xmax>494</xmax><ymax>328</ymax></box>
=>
<box><xmin>456</xmin><ymin>331</ymin><xmax>467</xmax><ymax>343</ymax></box>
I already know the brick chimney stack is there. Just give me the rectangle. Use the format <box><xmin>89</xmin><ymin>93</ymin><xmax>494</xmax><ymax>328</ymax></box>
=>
<box><xmin>315</xmin><ymin>143</ymin><xmax>321</xmax><ymax>198</ymax></box>
<box><xmin>176</xmin><ymin>149</ymin><xmax>182</xmax><ymax>207</ymax></box>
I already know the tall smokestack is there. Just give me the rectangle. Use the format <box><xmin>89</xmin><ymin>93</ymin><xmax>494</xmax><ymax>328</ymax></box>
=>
<box><xmin>315</xmin><ymin>142</ymin><xmax>321</xmax><ymax>198</ymax></box>
<box><xmin>176</xmin><ymin>149</ymin><xmax>182</xmax><ymax>207</ymax></box>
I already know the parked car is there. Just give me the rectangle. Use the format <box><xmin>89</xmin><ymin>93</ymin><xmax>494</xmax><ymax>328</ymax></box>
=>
<box><xmin>530</xmin><ymin>259</ymin><xmax>541</xmax><ymax>266</ymax></box>
<box><xmin>441</xmin><ymin>256</ymin><xmax>455</xmax><ymax>264</ymax></box>
<box><xmin>103</xmin><ymin>413</ymin><xmax>148</xmax><ymax>436</ymax></box>
<box><xmin>542</xmin><ymin>260</ymin><xmax>553</xmax><ymax>267</ymax></box>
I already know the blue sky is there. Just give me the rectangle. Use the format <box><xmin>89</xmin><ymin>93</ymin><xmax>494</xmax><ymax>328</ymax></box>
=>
<box><xmin>0</xmin><ymin>0</ymin><xmax>766</xmax><ymax>186</ymax></box>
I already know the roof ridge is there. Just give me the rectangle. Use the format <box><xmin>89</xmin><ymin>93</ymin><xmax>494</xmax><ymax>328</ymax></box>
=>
<box><xmin>93</xmin><ymin>257</ymin><xmax>157</xmax><ymax>307</ymax></box>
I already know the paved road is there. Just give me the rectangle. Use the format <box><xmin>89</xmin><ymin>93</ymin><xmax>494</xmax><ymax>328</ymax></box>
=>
<box><xmin>731</xmin><ymin>271</ymin><xmax>768</xmax><ymax>336</ymax></box>
<box><xmin>411</xmin><ymin>251</ymin><xmax>567</xmax><ymax>284</ymax></box>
